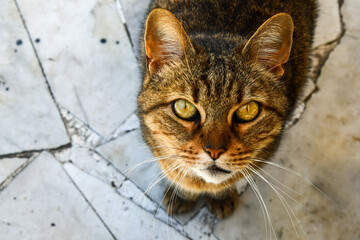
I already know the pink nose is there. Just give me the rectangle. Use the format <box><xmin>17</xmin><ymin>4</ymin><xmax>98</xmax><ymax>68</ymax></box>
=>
<box><xmin>205</xmin><ymin>147</ymin><xmax>225</xmax><ymax>160</ymax></box>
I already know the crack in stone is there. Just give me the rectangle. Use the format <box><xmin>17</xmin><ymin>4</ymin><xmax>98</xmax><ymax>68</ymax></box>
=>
<box><xmin>0</xmin><ymin>143</ymin><xmax>72</xmax><ymax>160</ymax></box>
<box><xmin>72</xmin><ymin>85</ymin><xmax>90</xmax><ymax>126</ymax></box>
<box><xmin>58</xmin><ymin>107</ymin><xmax>107</xmax><ymax>149</ymax></box>
<box><xmin>0</xmin><ymin>153</ymin><xmax>39</xmax><ymax>191</ymax></box>
<box><xmin>62</xmin><ymin>169</ymin><xmax>118</xmax><ymax>240</ymax></box>
<box><xmin>106</xmin><ymin>112</ymin><xmax>140</xmax><ymax>145</ymax></box>
<box><xmin>13</xmin><ymin>0</ymin><xmax>71</xmax><ymax>141</ymax></box>
<box><xmin>114</xmin><ymin>179</ymin><xmax>188</xmax><ymax>236</ymax></box>
<box><xmin>115</xmin><ymin>0</ymin><xmax>134</xmax><ymax>49</ymax></box>
<box><xmin>305</xmin><ymin>0</ymin><xmax>346</xmax><ymax>98</ymax></box>
<box><xmin>286</xmin><ymin>1</ymin><xmax>347</xmax><ymax>129</ymax></box>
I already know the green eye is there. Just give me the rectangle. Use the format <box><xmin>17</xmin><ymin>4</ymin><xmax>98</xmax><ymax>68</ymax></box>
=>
<box><xmin>173</xmin><ymin>99</ymin><xmax>198</xmax><ymax>120</ymax></box>
<box><xmin>235</xmin><ymin>101</ymin><xmax>260</xmax><ymax>122</ymax></box>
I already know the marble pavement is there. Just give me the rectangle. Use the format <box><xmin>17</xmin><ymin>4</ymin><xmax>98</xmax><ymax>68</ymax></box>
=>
<box><xmin>1</xmin><ymin>0</ymin><xmax>359</xmax><ymax>239</ymax></box>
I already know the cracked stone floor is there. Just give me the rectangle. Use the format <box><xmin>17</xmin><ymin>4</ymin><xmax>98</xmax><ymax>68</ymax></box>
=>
<box><xmin>0</xmin><ymin>0</ymin><xmax>359</xmax><ymax>239</ymax></box>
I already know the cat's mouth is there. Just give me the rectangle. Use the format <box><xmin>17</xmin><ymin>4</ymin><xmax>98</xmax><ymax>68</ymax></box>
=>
<box><xmin>207</xmin><ymin>165</ymin><xmax>231</xmax><ymax>175</ymax></box>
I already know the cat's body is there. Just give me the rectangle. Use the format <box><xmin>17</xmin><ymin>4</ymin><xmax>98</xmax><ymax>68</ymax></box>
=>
<box><xmin>138</xmin><ymin>0</ymin><xmax>317</xmax><ymax>218</ymax></box>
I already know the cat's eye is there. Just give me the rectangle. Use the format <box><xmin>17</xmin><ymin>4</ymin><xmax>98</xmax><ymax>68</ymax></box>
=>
<box><xmin>172</xmin><ymin>99</ymin><xmax>198</xmax><ymax>120</ymax></box>
<box><xmin>234</xmin><ymin>101</ymin><xmax>261</xmax><ymax>123</ymax></box>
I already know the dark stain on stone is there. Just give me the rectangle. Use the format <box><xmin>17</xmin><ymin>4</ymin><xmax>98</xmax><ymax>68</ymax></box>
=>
<box><xmin>14</xmin><ymin>49</ymin><xmax>18</xmax><ymax>53</ymax></box>
<box><xmin>116</xmin><ymin>41</ymin><xmax>120</xmax><ymax>44</ymax></box>
<box><xmin>277</xmin><ymin>227</ymin><xmax>283</xmax><ymax>239</ymax></box>
<box><xmin>16</xmin><ymin>39</ymin><xmax>23</xmax><ymax>46</ymax></box>
<box><xmin>111</xmin><ymin>181</ymin><xmax>116</xmax><ymax>188</ymax></box>
<box><xmin>100</xmin><ymin>38</ymin><xmax>107</xmax><ymax>44</ymax></box>
<box><xmin>5</xmin><ymin>87</ymin><xmax>9</xmax><ymax>91</ymax></box>
<box><xmin>35</xmin><ymin>38</ymin><xmax>41</xmax><ymax>43</ymax></box>
<box><xmin>352</xmin><ymin>136</ymin><xmax>360</xmax><ymax>142</ymax></box>
<box><xmin>51</xmin><ymin>223</ymin><xmax>56</xmax><ymax>227</ymax></box>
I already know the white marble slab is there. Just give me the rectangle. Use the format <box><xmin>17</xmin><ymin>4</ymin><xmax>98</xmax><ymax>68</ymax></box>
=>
<box><xmin>97</xmin><ymin>130</ymin><xmax>167</xmax><ymax>204</ymax></box>
<box><xmin>64</xmin><ymin>162</ymin><xmax>187</xmax><ymax>240</ymax></box>
<box><xmin>0</xmin><ymin>157</ymin><xmax>26</xmax><ymax>184</ymax></box>
<box><xmin>313</xmin><ymin>0</ymin><xmax>342</xmax><ymax>48</ymax></box>
<box><xmin>56</xmin><ymin>144</ymin><xmax>126</xmax><ymax>189</ymax></box>
<box><xmin>0</xmin><ymin>0</ymin><xmax>69</xmax><ymax>155</ymax></box>
<box><xmin>118</xmin><ymin>179</ymin><xmax>159</xmax><ymax>213</ymax></box>
<box><xmin>0</xmin><ymin>152</ymin><xmax>114</xmax><ymax>239</ymax></box>
<box><xmin>16</xmin><ymin>0</ymin><xmax>141</xmax><ymax>138</ymax></box>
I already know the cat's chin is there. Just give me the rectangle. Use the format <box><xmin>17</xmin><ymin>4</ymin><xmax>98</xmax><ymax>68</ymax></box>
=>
<box><xmin>193</xmin><ymin>168</ymin><xmax>234</xmax><ymax>184</ymax></box>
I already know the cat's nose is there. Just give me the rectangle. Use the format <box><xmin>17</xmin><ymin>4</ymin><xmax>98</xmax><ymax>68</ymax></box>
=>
<box><xmin>204</xmin><ymin>143</ymin><xmax>226</xmax><ymax>160</ymax></box>
<box><xmin>205</xmin><ymin>148</ymin><xmax>225</xmax><ymax>160</ymax></box>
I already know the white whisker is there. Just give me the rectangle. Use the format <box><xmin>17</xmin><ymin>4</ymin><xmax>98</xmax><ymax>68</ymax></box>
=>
<box><xmin>242</xmin><ymin>168</ymin><xmax>275</xmax><ymax>240</ymax></box>
<box><xmin>250</xmin><ymin>163</ymin><xmax>306</xmax><ymax>208</ymax></box>
<box><xmin>247</xmin><ymin>165</ymin><xmax>309</xmax><ymax>240</ymax></box>
<box><xmin>249</xmin><ymin>158</ymin><xmax>336</xmax><ymax>205</ymax></box>
<box><xmin>124</xmin><ymin>155</ymin><xmax>177</xmax><ymax>178</ymax></box>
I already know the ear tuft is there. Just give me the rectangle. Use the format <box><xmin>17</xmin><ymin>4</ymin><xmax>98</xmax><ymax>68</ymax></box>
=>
<box><xmin>145</xmin><ymin>9</ymin><xmax>193</xmax><ymax>73</ymax></box>
<box><xmin>242</xmin><ymin>13</ymin><xmax>294</xmax><ymax>77</ymax></box>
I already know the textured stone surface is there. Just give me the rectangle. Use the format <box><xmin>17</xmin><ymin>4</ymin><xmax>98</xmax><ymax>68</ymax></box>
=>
<box><xmin>0</xmin><ymin>158</ymin><xmax>26</xmax><ymax>184</ymax></box>
<box><xmin>342</xmin><ymin>0</ymin><xmax>360</xmax><ymax>37</ymax></box>
<box><xmin>0</xmin><ymin>0</ymin><xmax>69</xmax><ymax>155</ymax></box>
<box><xmin>17</xmin><ymin>0</ymin><xmax>141</xmax><ymax>138</ymax></box>
<box><xmin>0</xmin><ymin>152</ymin><xmax>113</xmax><ymax>239</ymax></box>
<box><xmin>64</xmin><ymin>163</ymin><xmax>187</xmax><ymax>240</ymax></box>
<box><xmin>313</xmin><ymin>0</ymin><xmax>342</xmax><ymax>48</ymax></box>
<box><xmin>97</xmin><ymin>130</ymin><xmax>169</xmax><ymax>204</ymax></box>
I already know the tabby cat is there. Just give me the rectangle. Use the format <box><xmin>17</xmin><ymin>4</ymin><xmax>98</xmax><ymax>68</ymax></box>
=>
<box><xmin>138</xmin><ymin>0</ymin><xmax>317</xmax><ymax>218</ymax></box>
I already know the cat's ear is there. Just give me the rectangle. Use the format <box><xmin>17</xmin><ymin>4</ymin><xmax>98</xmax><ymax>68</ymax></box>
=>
<box><xmin>242</xmin><ymin>13</ymin><xmax>294</xmax><ymax>77</ymax></box>
<box><xmin>145</xmin><ymin>8</ymin><xmax>194</xmax><ymax>73</ymax></box>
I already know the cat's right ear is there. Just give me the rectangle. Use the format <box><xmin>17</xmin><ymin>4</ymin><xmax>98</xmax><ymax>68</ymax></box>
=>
<box><xmin>144</xmin><ymin>8</ymin><xmax>194</xmax><ymax>74</ymax></box>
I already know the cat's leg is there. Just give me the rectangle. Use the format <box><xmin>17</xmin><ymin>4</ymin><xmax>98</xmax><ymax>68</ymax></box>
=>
<box><xmin>162</xmin><ymin>184</ymin><xmax>199</xmax><ymax>215</ymax></box>
<box><xmin>205</xmin><ymin>186</ymin><xmax>239</xmax><ymax>219</ymax></box>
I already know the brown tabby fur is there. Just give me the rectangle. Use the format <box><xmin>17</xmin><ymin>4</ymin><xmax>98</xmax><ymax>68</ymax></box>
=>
<box><xmin>138</xmin><ymin>0</ymin><xmax>317</xmax><ymax>218</ymax></box>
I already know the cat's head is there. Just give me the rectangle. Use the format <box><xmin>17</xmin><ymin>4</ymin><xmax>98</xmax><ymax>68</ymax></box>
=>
<box><xmin>138</xmin><ymin>9</ymin><xmax>294</xmax><ymax>190</ymax></box>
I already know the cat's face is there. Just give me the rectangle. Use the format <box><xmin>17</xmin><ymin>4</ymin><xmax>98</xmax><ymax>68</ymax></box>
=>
<box><xmin>138</xmin><ymin>9</ymin><xmax>293</xmax><ymax>191</ymax></box>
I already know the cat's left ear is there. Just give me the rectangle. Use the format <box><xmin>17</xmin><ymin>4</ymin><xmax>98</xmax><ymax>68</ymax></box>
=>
<box><xmin>242</xmin><ymin>13</ymin><xmax>294</xmax><ymax>77</ymax></box>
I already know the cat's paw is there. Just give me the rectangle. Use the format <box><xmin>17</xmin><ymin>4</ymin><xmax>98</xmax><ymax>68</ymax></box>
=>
<box><xmin>205</xmin><ymin>189</ymin><xmax>239</xmax><ymax>219</ymax></box>
<box><xmin>162</xmin><ymin>186</ymin><xmax>197</xmax><ymax>215</ymax></box>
